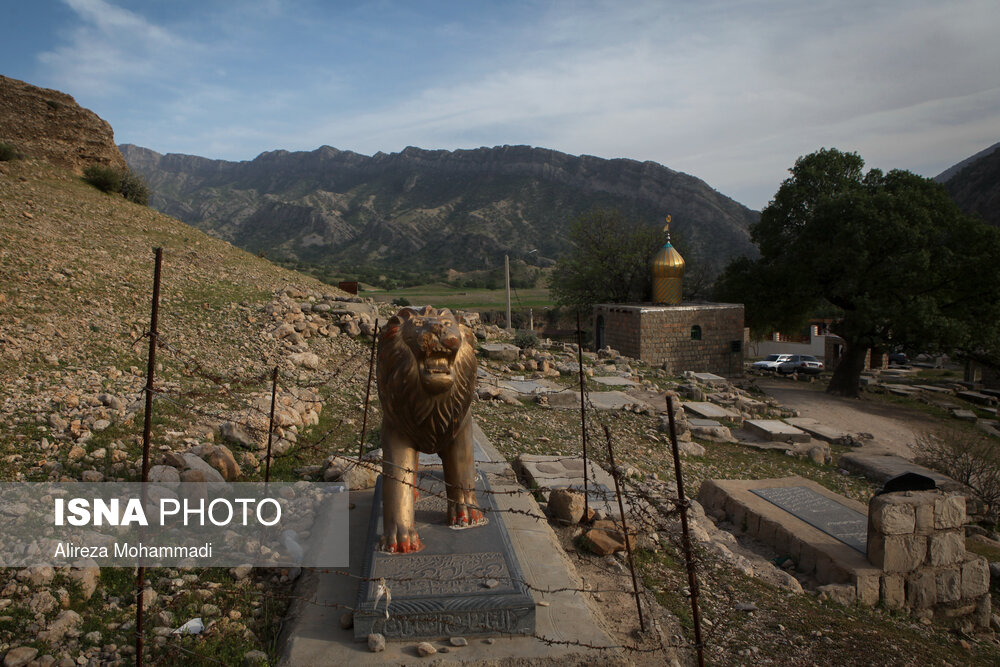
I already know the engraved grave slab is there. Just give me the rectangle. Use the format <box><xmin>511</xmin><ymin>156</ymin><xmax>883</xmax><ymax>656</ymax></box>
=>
<box><xmin>751</xmin><ymin>486</ymin><xmax>868</xmax><ymax>553</ymax></box>
<box><xmin>354</xmin><ymin>470</ymin><xmax>535</xmax><ymax>640</ymax></box>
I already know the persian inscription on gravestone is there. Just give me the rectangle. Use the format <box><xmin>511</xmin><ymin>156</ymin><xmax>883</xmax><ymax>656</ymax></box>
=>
<box><xmin>371</xmin><ymin>552</ymin><xmax>512</xmax><ymax>597</ymax></box>
<box><xmin>751</xmin><ymin>486</ymin><xmax>868</xmax><ymax>553</ymax></box>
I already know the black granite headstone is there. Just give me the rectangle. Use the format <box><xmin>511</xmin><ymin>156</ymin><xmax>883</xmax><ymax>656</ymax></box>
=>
<box><xmin>353</xmin><ymin>470</ymin><xmax>536</xmax><ymax>640</ymax></box>
<box><xmin>751</xmin><ymin>486</ymin><xmax>868</xmax><ymax>554</ymax></box>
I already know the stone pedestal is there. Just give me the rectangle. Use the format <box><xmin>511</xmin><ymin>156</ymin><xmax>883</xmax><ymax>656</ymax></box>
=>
<box><xmin>353</xmin><ymin>470</ymin><xmax>535</xmax><ymax>640</ymax></box>
<box><xmin>867</xmin><ymin>490</ymin><xmax>990</xmax><ymax>630</ymax></box>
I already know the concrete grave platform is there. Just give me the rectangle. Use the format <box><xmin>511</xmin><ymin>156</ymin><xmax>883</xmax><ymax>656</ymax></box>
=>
<box><xmin>697</xmin><ymin>476</ymin><xmax>881</xmax><ymax>605</ymax></box>
<box><xmin>950</xmin><ymin>408</ymin><xmax>978</xmax><ymax>422</ymax></box>
<box><xmin>745</xmin><ymin>419</ymin><xmax>810</xmax><ymax>443</ymax></box>
<box><xmin>837</xmin><ymin>452</ymin><xmax>962</xmax><ymax>492</ymax></box>
<box><xmin>545</xmin><ymin>389</ymin><xmax>657</xmax><ymax>413</ymax></box>
<box><xmin>883</xmin><ymin>384</ymin><xmax>918</xmax><ymax>397</ymax></box>
<box><xmin>783</xmin><ymin>417</ymin><xmax>849</xmax><ymax>443</ymax></box>
<box><xmin>688</xmin><ymin>418</ymin><xmax>736</xmax><ymax>442</ymax></box>
<box><xmin>682</xmin><ymin>401</ymin><xmax>738</xmax><ymax>420</ymax></box>
<box><xmin>279</xmin><ymin>423</ymin><xmax>623</xmax><ymax>665</ymax></box>
<box><xmin>354</xmin><ymin>471</ymin><xmax>535</xmax><ymax>640</ymax></box>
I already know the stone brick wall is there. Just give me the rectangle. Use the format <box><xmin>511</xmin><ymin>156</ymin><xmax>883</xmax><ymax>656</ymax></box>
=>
<box><xmin>867</xmin><ymin>491</ymin><xmax>990</xmax><ymax>630</ymax></box>
<box><xmin>594</xmin><ymin>303</ymin><xmax>744</xmax><ymax>377</ymax></box>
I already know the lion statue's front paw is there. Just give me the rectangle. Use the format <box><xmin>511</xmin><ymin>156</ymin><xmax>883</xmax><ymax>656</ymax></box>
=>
<box><xmin>379</xmin><ymin>523</ymin><xmax>424</xmax><ymax>553</ymax></box>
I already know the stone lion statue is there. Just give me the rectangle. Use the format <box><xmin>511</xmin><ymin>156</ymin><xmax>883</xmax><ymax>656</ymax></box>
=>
<box><xmin>376</xmin><ymin>305</ymin><xmax>484</xmax><ymax>553</ymax></box>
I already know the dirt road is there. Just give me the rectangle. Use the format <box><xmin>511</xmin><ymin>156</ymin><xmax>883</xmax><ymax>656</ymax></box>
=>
<box><xmin>753</xmin><ymin>377</ymin><xmax>940</xmax><ymax>460</ymax></box>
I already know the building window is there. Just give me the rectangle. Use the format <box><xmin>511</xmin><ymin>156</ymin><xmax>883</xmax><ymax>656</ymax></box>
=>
<box><xmin>690</xmin><ymin>325</ymin><xmax>702</xmax><ymax>340</ymax></box>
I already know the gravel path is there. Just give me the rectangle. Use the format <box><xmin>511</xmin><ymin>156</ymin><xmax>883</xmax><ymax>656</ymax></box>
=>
<box><xmin>754</xmin><ymin>377</ymin><xmax>939</xmax><ymax>460</ymax></box>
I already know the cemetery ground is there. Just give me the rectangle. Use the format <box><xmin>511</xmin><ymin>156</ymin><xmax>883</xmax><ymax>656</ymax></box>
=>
<box><xmin>4</xmin><ymin>159</ymin><xmax>1000</xmax><ymax>664</ymax></box>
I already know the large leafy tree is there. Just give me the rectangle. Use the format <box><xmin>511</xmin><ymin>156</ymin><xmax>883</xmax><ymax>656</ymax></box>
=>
<box><xmin>716</xmin><ymin>148</ymin><xmax>1000</xmax><ymax>397</ymax></box>
<box><xmin>549</xmin><ymin>207</ymin><xmax>663</xmax><ymax>309</ymax></box>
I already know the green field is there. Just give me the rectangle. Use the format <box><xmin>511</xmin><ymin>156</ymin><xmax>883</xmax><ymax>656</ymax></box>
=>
<box><xmin>365</xmin><ymin>282</ymin><xmax>555</xmax><ymax>311</ymax></box>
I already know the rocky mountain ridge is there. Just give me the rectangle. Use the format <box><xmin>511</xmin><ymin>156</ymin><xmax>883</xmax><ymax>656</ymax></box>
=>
<box><xmin>121</xmin><ymin>143</ymin><xmax>759</xmax><ymax>277</ymax></box>
<box><xmin>0</xmin><ymin>74</ymin><xmax>126</xmax><ymax>173</ymax></box>
<box><xmin>937</xmin><ymin>142</ymin><xmax>1000</xmax><ymax>228</ymax></box>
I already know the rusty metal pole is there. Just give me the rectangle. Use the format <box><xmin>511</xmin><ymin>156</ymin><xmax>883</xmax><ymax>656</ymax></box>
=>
<box><xmin>358</xmin><ymin>318</ymin><xmax>379</xmax><ymax>461</ymax></box>
<box><xmin>666</xmin><ymin>395</ymin><xmax>705</xmax><ymax>667</ymax></box>
<box><xmin>602</xmin><ymin>423</ymin><xmax>645</xmax><ymax>633</ymax></box>
<box><xmin>136</xmin><ymin>247</ymin><xmax>162</xmax><ymax>667</ymax></box>
<box><xmin>576</xmin><ymin>310</ymin><xmax>590</xmax><ymax>520</ymax></box>
<box><xmin>264</xmin><ymin>366</ymin><xmax>279</xmax><ymax>487</ymax></box>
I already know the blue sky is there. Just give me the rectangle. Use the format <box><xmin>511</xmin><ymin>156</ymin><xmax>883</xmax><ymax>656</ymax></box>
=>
<box><xmin>4</xmin><ymin>0</ymin><xmax>999</xmax><ymax>209</ymax></box>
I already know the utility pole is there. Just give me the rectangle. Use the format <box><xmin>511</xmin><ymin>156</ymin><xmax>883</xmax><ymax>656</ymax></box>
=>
<box><xmin>505</xmin><ymin>254</ymin><xmax>512</xmax><ymax>332</ymax></box>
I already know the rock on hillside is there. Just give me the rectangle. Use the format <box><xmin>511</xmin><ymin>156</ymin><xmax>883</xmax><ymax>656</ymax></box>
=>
<box><xmin>120</xmin><ymin>143</ymin><xmax>759</xmax><ymax>275</ymax></box>
<box><xmin>0</xmin><ymin>74</ymin><xmax>126</xmax><ymax>173</ymax></box>
<box><xmin>936</xmin><ymin>142</ymin><xmax>1000</xmax><ymax>228</ymax></box>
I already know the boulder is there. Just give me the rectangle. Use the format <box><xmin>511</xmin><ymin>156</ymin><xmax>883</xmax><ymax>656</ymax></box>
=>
<box><xmin>204</xmin><ymin>445</ymin><xmax>241</xmax><ymax>481</ymax></box>
<box><xmin>548</xmin><ymin>489</ymin><xmax>585</xmax><ymax>524</ymax></box>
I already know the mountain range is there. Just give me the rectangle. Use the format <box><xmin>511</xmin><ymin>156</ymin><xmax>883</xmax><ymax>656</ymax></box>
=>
<box><xmin>936</xmin><ymin>141</ymin><xmax>1000</xmax><ymax>228</ymax></box>
<box><xmin>120</xmin><ymin>143</ymin><xmax>760</xmax><ymax>280</ymax></box>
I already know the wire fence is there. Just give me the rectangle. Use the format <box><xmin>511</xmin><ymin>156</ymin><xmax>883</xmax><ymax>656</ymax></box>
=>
<box><xmin>57</xmin><ymin>248</ymin><xmax>739</xmax><ymax>666</ymax></box>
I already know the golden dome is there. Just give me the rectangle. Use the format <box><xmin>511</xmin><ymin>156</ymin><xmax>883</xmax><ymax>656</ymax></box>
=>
<box><xmin>651</xmin><ymin>216</ymin><xmax>684</xmax><ymax>305</ymax></box>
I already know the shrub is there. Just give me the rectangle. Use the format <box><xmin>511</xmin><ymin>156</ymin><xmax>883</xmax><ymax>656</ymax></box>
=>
<box><xmin>119</xmin><ymin>169</ymin><xmax>150</xmax><ymax>205</ymax></box>
<box><xmin>514</xmin><ymin>330</ymin><xmax>539</xmax><ymax>349</ymax></box>
<box><xmin>918</xmin><ymin>430</ymin><xmax>1000</xmax><ymax>526</ymax></box>
<box><xmin>83</xmin><ymin>164</ymin><xmax>122</xmax><ymax>193</ymax></box>
<box><xmin>83</xmin><ymin>165</ymin><xmax>149</xmax><ymax>205</ymax></box>
<box><xmin>391</xmin><ymin>297</ymin><xmax>411</xmax><ymax>307</ymax></box>
<box><xmin>0</xmin><ymin>141</ymin><xmax>23</xmax><ymax>161</ymax></box>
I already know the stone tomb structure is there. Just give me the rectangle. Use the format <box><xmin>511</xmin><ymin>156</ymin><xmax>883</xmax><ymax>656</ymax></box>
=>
<box><xmin>593</xmin><ymin>302</ymin><xmax>745</xmax><ymax>378</ymax></box>
<box><xmin>592</xmin><ymin>217</ymin><xmax>745</xmax><ymax>377</ymax></box>
<box><xmin>698</xmin><ymin>476</ymin><xmax>990</xmax><ymax>629</ymax></box>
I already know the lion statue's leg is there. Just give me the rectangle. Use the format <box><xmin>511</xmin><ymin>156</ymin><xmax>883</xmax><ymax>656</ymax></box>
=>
<box><xmin>441</xmin><ymin>419</ymin><xmax>486</xmax><ymax>528</ymax></box>
<box><xmin>380</xmin><ymin>432</ymin><xmax>422</xmax><ymax>553</ymax></box>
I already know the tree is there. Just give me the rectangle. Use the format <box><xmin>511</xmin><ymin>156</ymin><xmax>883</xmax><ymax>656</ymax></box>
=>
<box><xmin>716</xmin><ymin>148</ymin><xmax>1000</xmax><ymax>397</ymax></box>
<box><xmin>549</xmin><ymin>207</ymin><xmax>664</xmax><ymax>310</ymax></box>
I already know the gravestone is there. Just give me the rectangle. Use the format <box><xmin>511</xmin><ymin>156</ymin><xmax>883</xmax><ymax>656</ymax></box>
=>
<box><xmin>751</xmin><ymin>486</ymin><xmax>868</xmax><ymax>553</ymax></box>
<box><xmin>354</xmin><ymin>471</ymin><xmax>535</xmax><ymax>640</ymax></box>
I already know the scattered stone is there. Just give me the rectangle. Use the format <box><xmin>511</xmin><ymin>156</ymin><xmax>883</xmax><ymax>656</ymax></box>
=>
<box><xmin>735</xmin><ymin>602</ymin><xmax>758</xmax><ymax>612</ymax></box>
<box><xmin>3</xmin><ymin>647</ymin><xmax>38</xmax><ymax>667</ymax></box>
<box><xmin>368</xmin><ymin>633</ymin><xmax>386</xmax><ymax>653</ymax></box>
<box><xmin>482</xmin><ymin>579</ymin><xmax>500</xmax><ymax>589</ymax></box>
<box><xmin>37</xmin><ymin>609</ymin><xmax>82</xmax><ymax>643</ymax></box>
<box><xmin>148</xmin><ymin>464</ymin><xmax>181</xmax><ymax>485</ymax></box>
<box><xmin>339</xmin><ymin>612</ymin><xmax>353</xmax><ymax>630</ymax></box>
<box><xmin>230</xmin><ymin>564</ymin><xmax>253</xmax><ymax>581</ymax></box>
<box><xmin>205</xmin><ymin>444</ymin><xmax>241</xmax><ymax>481</ymax></box>
<box><xmin>219</xmin><ymin>421</ymin><xmax>256</xmax><ymax>449</ymax></box>
<box><xmin>17</xmin><ymin>565</ymin><xmax>55</xmax><ymax>586</ymax></box>
<box><xmin>548</xmin><ymin>488</ymin><xmax>585</xmax><ymax>524</ymax></box>
<box><xmin>81</xmin><ymin>470</ymin><xmax>103</xmax><ymax>482</ymax></box>
<box><xmin>68</xmin><ymin>560</ymin><xmax>100</xmax><ymax>601</ymax></box>
<box><xmin>416</xmin><ymin>642</ymin><xmax>437</xmax><ymax>657</ymax></box>
<box><xmin>450</xmin><ymin>636</ymin><xmax>468</xmax><ymax>646</ymax></box>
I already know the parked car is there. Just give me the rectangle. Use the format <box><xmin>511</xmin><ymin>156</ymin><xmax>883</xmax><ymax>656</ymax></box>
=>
<box><xmin>777</xmin><ymin>354</ymin><xmax>824</xmax><ymax>375</ymax></box>
<box><xmin>889</xmin><ymin>351</ymin><xmax>908</xmax><ymax>365</ymax></box>
<box><xmin>751</xmin><ymin>354</ymin><xmax>792</xmax><ymax>371</ymax></box>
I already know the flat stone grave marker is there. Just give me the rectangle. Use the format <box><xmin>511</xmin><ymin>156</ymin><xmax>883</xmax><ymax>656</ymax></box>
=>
<box><xmin>691</xmin><ymin>372</ymin><xmax>727</xmax><ymax>385</ymax></box>
<box><xmin>745</xmin><ymin>419</ymin><xmax>810</xmax><ymax>443</ymax></box>
<box><xmin>516</xmin><ymin>454</ymin><xmax>626</xmax><ymax>517</ymax></box>
<box><xmin>496</xmin><ymin>378</ymin><xmax>559</xmax><ymax>395</ymax></box>
<box><xmin>591</xmin><ymin>376</ymin><xmax>638</xmax><ymax>387</ymax></box>
<box><xmin>751</xmin><ymin>486</ymin><xmax>868</xmax><ymax>553</ymax></box>
<box><xmin>982</xmin><ymin>388</ymin><xmax>1000</xmax><ymax>400</ymax></box>
<box><xmin>913</xmin><ymin>384</ymin><xmax>955</xmax><ymax>395</ymax></box>
<box><xmin>958</xmin><ymin>390</ymin><xmax>998</xmax><ymax>406</ymax></box>
<box><xmin>682</xmin><ymin>401</ymin><xmax>738</xmax><ymax>420</ymax></box>
<box><xmin>949</xmin><ymin>408</ymin><xmax>978</xmax><ymax>422</ymax></box>
<box><xmin>783</xmin><ymin>417</ymin><xmax>848</xmax><ymax>443</ymax></box>
<box><xmin>355</xmin><ymin>471</ymin><xmax>535</xmax><ymax>640</ymax></box>
<box><xmin>883</xmin><ymin>384</ymin><xmax>918</xmax><ymax>397</ymax></box>
<box><xmin>838</xmin><ymin>452</ymin><xmax>961</xmax><ymax>491</ymax></box>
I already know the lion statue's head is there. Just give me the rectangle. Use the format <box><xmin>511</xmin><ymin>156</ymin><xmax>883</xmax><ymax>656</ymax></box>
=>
<box><xmin>376</xmin><ymin>306</ymin><xmax>477</xmax><ymax>453</ymax></box>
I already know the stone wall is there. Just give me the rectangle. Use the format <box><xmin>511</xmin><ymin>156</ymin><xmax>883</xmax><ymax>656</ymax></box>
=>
<box><xmin>593</xmin><ymin>303</ymin><xmax>744</xmax><ymax>377</ymax></box>
<box><xmin>868</xmin><ymin>491</ymin><xmax>990</xmax><ymax>631</ymax></box>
